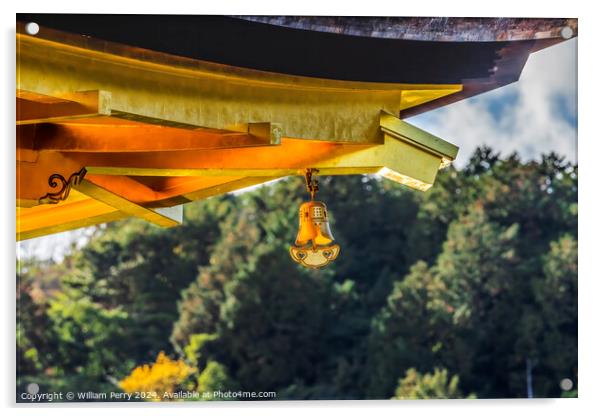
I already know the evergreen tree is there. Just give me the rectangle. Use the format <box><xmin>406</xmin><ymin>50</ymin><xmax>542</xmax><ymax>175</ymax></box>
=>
<box><xmin>16</xmin><ymin>148</ymin><xmax>578</xmax><ymax>400</ymax></box>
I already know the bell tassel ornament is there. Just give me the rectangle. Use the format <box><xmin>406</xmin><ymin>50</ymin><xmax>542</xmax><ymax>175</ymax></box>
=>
<box><xmin>289</xmin><ymin>169</ymin><xmax>340</xmax><ymax>268</ymax></box>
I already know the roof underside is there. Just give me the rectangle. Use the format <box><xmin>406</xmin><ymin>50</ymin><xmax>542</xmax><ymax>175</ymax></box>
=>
<box><xmin>15</xmin><ymin>15</ymin><xmax>576</xmax><ymax>240</ymax></box>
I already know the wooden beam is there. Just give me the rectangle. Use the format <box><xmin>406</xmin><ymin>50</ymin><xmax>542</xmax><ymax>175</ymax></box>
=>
<box><xmin>17</xmin><ymin>117</ymin><xmax>456</xmax><ymax>206</ymax></box>
<box><xmin>75</xmin><ymin>179</ymin><xmax>183</xmax><ymax>227</ymax></box>
<box><xmin>17</xmin><ymin>187</ymin><xmax>90</xmax><ymax>209</ymax></box>
<box><xmin>17</xmin><ymin>193</ymin><xmax>125</xmax><ymax>241</ymax></box>
<box><xmin>16</xmin><ymin>150</ymin><xmax>282</xmax><ymax>207</ymax></box>
<box><xmin>16</xmin><ymin>177</ymin><xmax>277</xmax><ymax>240</ymax></box>
<box><xmin>20</xmin><ymin>119</ymin><xmax>282</xmax><ymax>153</ymax></box>
<box><xmin>74</xmin><ymin>134</ymin><xmax>444</xmax><ymax>190</ymax></box>
<box><xmin>84</xmin><ymin>174</ymin><xmax>282</xmax><ymax>207</ymax></box>
<box><xmin>17</xmin><ymin>152</ymin><xmax>85</xmax><ymax>206</ymax></box>
<box><xmin>16</xmin><ymin>90</ymin><xmax>111</xmax><ymax>125</ymax></box>
<box><xmin>379</xmin><ymin>111</ymin><xmax>459</xmax><ymax>162</ymax></box>
<box><xmin>399</xmin><ymin>87</ymin><xmax>462</xmax><ymax>111</ymax></box>
<box><xmin>180</xmin><ymin>176</ymin><xmax>282</xmax><ymax>203</ymax></box>
<box><xmin>110</xmin><ymin>111</ymin><xmax>284</xmax><ymax>146</ymax></box>
<box><xmin>18</xmin><ymin>210</ymin><xmax>127</xmax><ymax>241</ymax></box>
<box><xmin>16</xmin><ymin>33</ymin><xmax>402</xmax><ymax>143</ymax></box>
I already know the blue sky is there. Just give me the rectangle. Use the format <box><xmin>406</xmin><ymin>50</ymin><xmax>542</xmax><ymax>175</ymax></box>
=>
<box><xmin>408</xmin><ymin>38</ymin><xmax>577</xmax><ymax>167</ymax></box>
<box><xmin>17</xmin><ymin>38</ymin><xmax>577</xmax><ymax>261</ymax></box>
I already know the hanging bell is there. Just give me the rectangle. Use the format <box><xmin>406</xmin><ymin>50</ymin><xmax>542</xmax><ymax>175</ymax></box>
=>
<box><xmin>295</xmin><ymin>200</ymin><xmax>336</xmax><ymax>246</ymax></box>
<box><xmin>289</xmin><ymin>169</ymin><xmax>340</xmax><ymax>269</ymax></box>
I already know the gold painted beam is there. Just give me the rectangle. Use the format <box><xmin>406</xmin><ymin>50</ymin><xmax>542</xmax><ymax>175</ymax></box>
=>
<box><xmin>16</xmin><ymin>176</ymin><xmax>280</xmax><ymax>240</ymax></box>
<box><xmin>15</xmin><ymin>26</ymin><xmax>463</xmax><ymax>240</ymax></box>
<box><xmin>226</xmin><ymin>122</ymin><xmax>283</xmax><ymax>145</ymax></box>
<box><xmin>16</xmin><ymin>149</ymin><xmax>281</xmax><ymax>208</ymax></box>
<box><xmin>400</xmin><ymin>87</ymin><xmax>462</xmax><ymax>111</ymax></box>
<box><xmin>16</xmin><ymin>90</ymin><xmax>111</xmax><ymax>125</ymax></box>
<box><xmin>18</xmin><ymin>211</ymin><xmax>127</xmax><ymax>241</ymax></box>
<box><xmin>380</xmin><ymin>111</ymin><xmax>459</xmax><ymax>167</ymax></box>
<box><xmin>17</xmin><ymin>152</ymin><xmax>85</xmax><ymax>207</ymax></box>
<box><xmin>77</xmin><ymin>135</ymin><xmax>442</xmax><ymax>190</ymax></box>
<box><xmin>85</xmin><ymin>174</ymin><xmax>283</xmax><ymax>207</ymax></box>
<box><xmin>180</xmin><ymin>176</ymin><xmax>281</xmax><ymax>202</ymax></box>
<box><xmin>16</xmin><ymin>26</ymin><xmax>463</xmax><ymax>94</ymax></box>
<box><xmin>16</xmin><ymin>174</ymin><xmax>283</xmax><ymax>240</ymax></box>
<box><xmin>17</xmin><ymin>191</ymin><xmax>126</xmax><ymax>241</ymax></box>
<box><xmin>16</xmin><ymin>124</ymin><xmax>38</xmax><ymax>162</ymax></box>
<box><xmin>75</xmin><ymin>178</ymin><xmax>183</xmax><ymax>227</ymax></box>
<box><xmin>17</xmin><ymin>116</ymin><xmax>456</xmax><ymax>206</ymax></box>
<box><xmin>17</xmin><ymin>32</ymin><xmax>413</xmax><ymax>143</ymax></box>
<box><xmin>17</xmin><ymin>30</ymin><xmax>464</xmax><ymax>145</ymax></box>
<box><xmin>18</xmin><ymin>119</ymin><xmax>282</xmax><ymax>153</ymax></box>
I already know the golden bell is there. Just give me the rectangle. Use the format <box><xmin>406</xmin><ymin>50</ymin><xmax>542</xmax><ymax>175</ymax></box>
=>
<box><xmin>295</xmin><ymin>200</ymin><xmax>335</xmax><ymax>247</ymax></box>
<box><xmin>290</xmin><ymin>168</ymin><xmax>340</xmax><ymax>269</ymax></box>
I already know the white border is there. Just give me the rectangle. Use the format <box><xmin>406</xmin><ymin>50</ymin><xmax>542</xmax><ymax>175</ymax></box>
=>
<box><xmin>3</xmin><ymin>1</ymin><xmax>598</xmax><ymax>415</ymax></box>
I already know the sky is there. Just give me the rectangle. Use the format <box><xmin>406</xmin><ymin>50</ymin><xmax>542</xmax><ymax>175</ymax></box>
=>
<box><xmin>17</xmin><ymin>38</ymin><xmax>578</xmax><ymax>262</ymax></box>
<box><xmin>408</xmin><ymin>38</ymin><xmax>577</xmax><ymax>167</ymax></box>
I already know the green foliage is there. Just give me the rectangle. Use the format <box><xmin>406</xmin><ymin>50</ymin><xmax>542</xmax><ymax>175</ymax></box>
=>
<box><xmin>17</xmin><ymin>259</ymin><xmax>62</xmax><ymax>374</ymax></box>
<box><xmin>366</xmin><ymin>150</ymin><xmax>577</xmax><ymax>399</ymax></box>
<box><xmin>538</xmin><ymin>235</ymin><xmax>578</xmax><ymax>325</ymax></box>
<box><xmin>197</xmin><ymin>361</ymin><xmax>237</xmax><ymax>398</ymax></box>
<box><xmin>60</xmin><ymin>197</ymin><xmax>232</xmax><ymax>363</ymax></box>
<box><xmin>17</xmin><ymin>147</ymin><xmax>577</xmax><ymax>400</ymax></box>
<box><xmin>393</xmin><ymin>368</ymin><xmax>475</xmax><ymax>399</ymax></box>
<box><xmin>47</xmin><ymin>292</ymin><xmax>132</xmax><ymax>378</ymax></box>
<box><xmin>174</xmin><ymin>183</ymin><xmax>334</xmax><ymax>393</ymax></box>
<box><xmin>530</xmin><ymin>235</ymin><xmax>578</xmax><ymax>395</ymax></box>
<box><xmin>184</xmin><ymin>333</ymin><xmax>218</xmax><ymax>368</ymax></box>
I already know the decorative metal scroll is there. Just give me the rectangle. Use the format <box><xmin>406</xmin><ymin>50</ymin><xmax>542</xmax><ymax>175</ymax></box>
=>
<box><xmin>38</xmin><ymin>167</ymin><xmax>87</xmax><ymax>204</ymax></box>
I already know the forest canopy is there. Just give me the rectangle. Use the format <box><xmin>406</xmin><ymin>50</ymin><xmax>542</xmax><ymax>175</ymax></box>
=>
<box><xmin>17</xmin><ymin>147</ymin><xmax>577</xmax><ymax>401</ymax></box>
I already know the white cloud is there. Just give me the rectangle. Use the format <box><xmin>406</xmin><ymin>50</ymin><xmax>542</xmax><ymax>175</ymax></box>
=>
<box><xmin>408</xmin><ymin>38</ymin><xmax>578</xmax><ymax>167</ymax></box>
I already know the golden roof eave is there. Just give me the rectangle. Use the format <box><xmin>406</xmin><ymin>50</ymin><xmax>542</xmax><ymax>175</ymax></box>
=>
<box><xmin>16</xmin><ymin>24</ymin><xmax>461</xmax><ymax>241</ymax></box>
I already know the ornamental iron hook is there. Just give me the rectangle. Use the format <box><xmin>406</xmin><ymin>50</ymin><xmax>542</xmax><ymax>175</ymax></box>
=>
<box><xmin>38</xmin><ymin>167</ymin><xmax>87</xmax><ymax>204</ymax></box>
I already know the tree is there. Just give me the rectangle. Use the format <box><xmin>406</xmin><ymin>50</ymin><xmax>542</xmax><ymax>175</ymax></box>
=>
<box><xmin>393</xmin><ymin>368</ymin><xmax>475</xmax><ymax>399</ymax></box>
<box><xmin>16</xmin><ymin>260</ymin><xmax>57</xmax><ymax>374</ymax></box>
<box><xmin>196</xmin><ymin>361</ymin><xmax>237</xmax><ymax>399</ymax></box>
<box><xmin>173</xmin><ymin>182</ymin><xmax>334</xmax><ymax>394</ymax></box>
<box><xmin>47</xmin><ymin>291</ymin><xmax>131</xmax><ymax>378</ymax></box>
<box><xmin>367</xmin><ymin>204</ymin><xmax>523</xmax><ymax>397</ymax></box>
<box><xmin>17</xmin><ymin>148</ymin><xmax>578</xmax><ymax>400</ymax></box>
<box><xmin>119</xmin><ymin>351</ymin><xmax>195</xmax><ymax>401</ymax></box>
<box><xmin>60</xmin><ymin>197</ymin><xmax>232</xmax><ymax>363</ymax></box>
<box><xmin>530</xmin><ymin>235</ymin><xmax>578</xmax><ymax>396</ymax></box>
